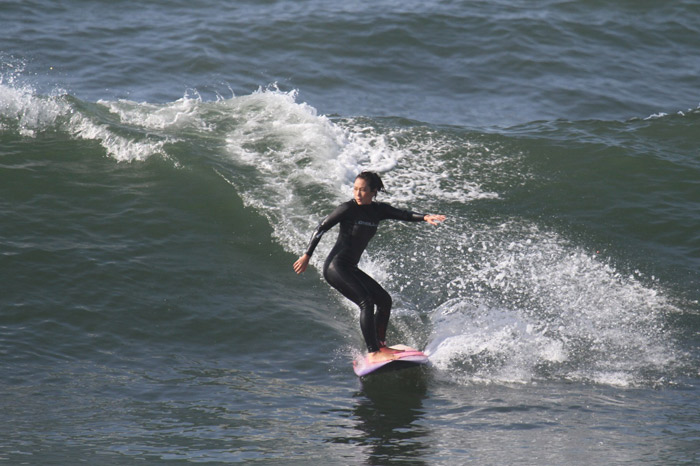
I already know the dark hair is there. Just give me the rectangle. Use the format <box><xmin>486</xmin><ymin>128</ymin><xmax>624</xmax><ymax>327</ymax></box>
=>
<box><xmin>356</xmin><ymin>171</ymin><xmax>386</xmax><ymax>194</ymax></box>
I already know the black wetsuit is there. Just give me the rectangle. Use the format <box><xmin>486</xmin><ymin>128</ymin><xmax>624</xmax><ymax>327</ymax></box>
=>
<box><xmin>304</xmin><ymin>200</ymin><xmax>425</xmax><ymax>352</ymax></box>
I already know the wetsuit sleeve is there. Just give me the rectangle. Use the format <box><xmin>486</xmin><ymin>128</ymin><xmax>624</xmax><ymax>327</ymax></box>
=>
<box><xmin>303</xmin><ymin>202</ymin><xmax>350</xmax><ymax>257</ymax></box>
<box><xmin>377</xmin><ymin>202</ymin><xmax>426</xmax><ymax>222</ymax></box>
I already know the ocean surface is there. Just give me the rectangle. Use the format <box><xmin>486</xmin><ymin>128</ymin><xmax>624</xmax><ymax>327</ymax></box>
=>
<box><xmin>1</xmin><ymin>0</ymin><xmax>699</xmax><ymax>464</ymax></box>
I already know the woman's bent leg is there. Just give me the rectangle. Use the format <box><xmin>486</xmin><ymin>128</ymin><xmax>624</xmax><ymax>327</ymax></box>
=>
<box><xmin>324</xmin><ymin>261</ymin><xmax>388</xmax><ymax>353</ymax></box>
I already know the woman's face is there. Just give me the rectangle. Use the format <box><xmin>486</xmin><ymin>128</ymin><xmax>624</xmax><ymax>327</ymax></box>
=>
<box><xmin>353</xmin><ymin>177</ymin><xmax>376</xmax><ymax>205</ymax></box>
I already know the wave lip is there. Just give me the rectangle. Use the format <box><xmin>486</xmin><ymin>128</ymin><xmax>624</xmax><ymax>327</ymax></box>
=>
<box><xmin>0</xmin><ymin>80</ymin><xmax>201</xmax><ymax>161</ymax></box>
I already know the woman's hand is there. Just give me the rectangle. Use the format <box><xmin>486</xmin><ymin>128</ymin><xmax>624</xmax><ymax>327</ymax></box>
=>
<box><xmin>293</xmin><ymin>254</ymin><xmax>311</xmax><ymax>274</ymax></box>
<box><xmin>424</xmin><ymin>214</ymin><xmax>446</xmax><ymax>226</ymax></box>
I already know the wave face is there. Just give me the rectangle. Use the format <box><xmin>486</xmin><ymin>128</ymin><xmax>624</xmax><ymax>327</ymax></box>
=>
<box><xmin>2</xmin><ymin>81</ymin><xmax>696</xmax><ymax>388</ymax></box>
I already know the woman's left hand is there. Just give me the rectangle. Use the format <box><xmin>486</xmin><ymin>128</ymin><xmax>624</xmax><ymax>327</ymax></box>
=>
<box><xmin>424</xmin><ymin>214</ymin><xmax>446</xmax><ymax>225</ymax></box>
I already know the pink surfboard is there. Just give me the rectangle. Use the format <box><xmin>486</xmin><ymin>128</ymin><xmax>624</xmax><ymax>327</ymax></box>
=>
<box><xmin>352</xmin><ymin>344</ymin><xmax>429</xmax><ymax>377</ymax></box>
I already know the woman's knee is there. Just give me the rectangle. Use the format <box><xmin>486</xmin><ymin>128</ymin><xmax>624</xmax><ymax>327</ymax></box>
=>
<box><xmin>358</xmin><ymin>297</ymin><xmax>375</xmax><ymax>316</ymax></box>
<box><xmin>324</xmin><ymin>263</ymin><xmax>361</xmax><ymax>304</ymax></box>
<box><xmin>375</xmin><ymin>290</ymin><xmax>392</xmax><ymax>311</ymax></box>
<box><xmin>358</xmin><ymin>297</ymin><xmax>376</xmax><ymax>325</ymax></box>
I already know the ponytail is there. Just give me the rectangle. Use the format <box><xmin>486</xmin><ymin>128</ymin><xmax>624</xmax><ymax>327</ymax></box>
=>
<box><xmin>356</xmin><ymin>171</ymin><xmax>386</xmax><ymax>195</ymax></box>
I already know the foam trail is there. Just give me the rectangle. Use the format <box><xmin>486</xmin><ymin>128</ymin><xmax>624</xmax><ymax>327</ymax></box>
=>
<box><xmin>425</xmin><ymin>219</ymin><xmax>679</xmax><ymax>386</ymax></box>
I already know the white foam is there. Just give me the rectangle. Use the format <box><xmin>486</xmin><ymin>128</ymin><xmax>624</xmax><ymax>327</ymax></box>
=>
<box><xmin>0</xmin><ymin>80</ymin><xmax>70</xmax><ymax>137</ymax></box>
<box><xmin>0</xmin><ymin>78</ymin><xmax>172</xmax><ymax>161</ymax></box>
<box><xmin>424</xmin><ymin>219</ymin><xmax>679</xmax><ymax>386</ymax></box>
<box><xmin>68</xmin><ymin>111</ymin><xmax>168</xmax><ymax>162</ymax></box>
<box><xmin>339</xmin><ymin>121</ymin><xmax>501</xmax><ymax>206</ymax></box>
<box><xmin>97</xmin><ymin>91</ymin><xmax>212</xmax><ymax>133</ymax></box>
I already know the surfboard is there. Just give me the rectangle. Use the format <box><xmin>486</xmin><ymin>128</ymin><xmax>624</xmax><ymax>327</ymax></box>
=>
<box><xmin>352</xmin><ymin>344</ymin><xmax>429</xmax><ymax>377</ymax></box>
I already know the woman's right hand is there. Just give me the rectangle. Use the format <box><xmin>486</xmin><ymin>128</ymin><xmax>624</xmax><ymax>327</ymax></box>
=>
<box><xmin>293</xmin><ymin>254</ymin><xmax>311</xmax><ymax>274</ymax></box>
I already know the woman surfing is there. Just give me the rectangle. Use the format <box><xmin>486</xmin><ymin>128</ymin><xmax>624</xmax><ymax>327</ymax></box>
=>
<box><xmin>293</xmin><ymin>171</ymin><xmax>446</xmax><ymax>363</ymax></box>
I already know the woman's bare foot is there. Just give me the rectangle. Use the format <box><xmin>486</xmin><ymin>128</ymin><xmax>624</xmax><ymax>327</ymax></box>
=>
<box><xmin>368</xmin><ymin>351</ymin><xmax>397</xmax><ymax>363</ymax></box>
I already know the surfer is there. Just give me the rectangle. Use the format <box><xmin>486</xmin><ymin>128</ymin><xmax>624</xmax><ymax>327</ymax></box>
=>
<box><xmin>293</xmin><ymin>171</ymin><xmax>446</xmax><ymax>363</ymax></box>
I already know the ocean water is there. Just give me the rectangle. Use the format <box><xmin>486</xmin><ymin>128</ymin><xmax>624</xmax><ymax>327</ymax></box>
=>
<box><xmin>1</xmin><ymin>0</ymin><xmax>699</xmax><ymax>464</ymax></box>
